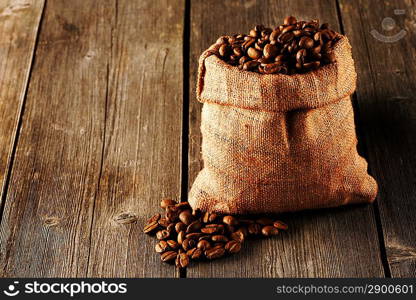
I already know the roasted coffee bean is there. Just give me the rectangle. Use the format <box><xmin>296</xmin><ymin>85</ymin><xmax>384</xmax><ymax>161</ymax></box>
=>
<box><xmin>211</xmin><ymin>235</ymin><xmax>229</xmax><ymax>243</ymax></box>
<box><xmin>175</xmin><ymin>222</ymin><xmax>186</xmax><ymax>233</ymax></box>
<box><xmin>284</xmin><ymin>16</ymin><xmax>297</xmax><ymax>25</ymax></box>
<box><xmin>182</xmin><ymin>238</ymin><xmax>196</xmax><ymax>251</ymax></box>
<box><xmin>222</xmin><ymin>215</ymin><xmax>238</xmax><ymax>226</ymax></box>
<box><xmin>202</xmin><ymin>212</ymin><xmax>217</xmax><ymax>223</ymax></box>
<box><xmin>186</xmin><ymin>220</ymin><xmax>202</xmax><ymax>233</ymax></box>
<box><xmin>143</xmin><ymin>221</ymin><xmax>159</xmax><ymax>234</ymax></box>
<box><xmin>175</xmin><ymin>252</ymin><xmax>189</xmax><ymax>269</ymax></box>
<box><xmin>179</xmin><ymin>210</ymin><xmax>193</xmax><ymax>225</ymax></box>
<box><xmin>214</xmin><ymin>18</ymin><xmax>338</xmax><ymax>74</ymax></box>
<box><xmin>262</xmin><ymin>225</ymin><xmax>279</xmax><ymax>237</ymax></box>
<box><xmin>187</xmin><ymin>248</ymin><xmax>203</xmax><ymax>260</ymax></box>
<box><xmin>175</xmin><ymin>201</ymin><xmax>191</xmax><ymax>210</ymax></box>
<box><xmin>160</xmin><ymin>199</ymin><xmax>176</xmax><ymax>209</ymax></box>
<box><xmin>156</xmin><ymin>229</ymin><xmax>170</xmax><ymax>240</ymax></box>
<box><xmin>225</xmin><ymin>240</ymin><xmax>242</xmax><ymax>254</ymax></box>
<box><xmin>186</xmin><ymin>232</ymin><xmax>204</xmax><ymax>240</ymax></box>
<box><xmin>247</xmin><ymin>47</ymin><xmax>262</xmax><ymax>60</ymax></box>
<box><xmin>299</xmin><ymin>36</ymin><xmax>314</xmax><ymax>49</ymax></box>
<box><xmin>197</xmin><ymin>239</ymin><xmax>211</xmax><ymax>251</ymax></box>
<box><xmin>230</xmin><ymin>230</ymin><xmax>245</xmax><ymax>243</ymax></box>
<box><xmin>147</xmin><ymin>213</ymin><xmax>161</xmax><ymax>224</ymax></box>
<box><xmin>248</xmin><ymin>223</ymin><xmax>262</xmax><ymax>235</ymax></box>
<box><xmin>205</xmin><ymin>246</ymin><xmax>226</xmax><ymax>260</ymax></box>
<box><xmin>155</xmin><ymin>240</ymin><xmax>169</xmax><ymax>253</ymax></box>
<box><xmin>161</xmin><ymin>251</ymin><xmax>177</xmax><ymax>263</ymax></box>
<box><xmin>177</xmin><ymin>231</ymin><xmax>186</xmax><ymax>244</ymax></box>
<box><xmin>273</xmin><ymin>221</ymin><xmax>288</xmax><ymax>230</ymax></box>
<box><xmin>167</xmin><ymin>240</ymin><xmax>180</xmax><ymax>250</ymax></box>
<box><xmin>243</xmin><ymin>60</ymin><xmax>260</xmax><ymax>71</ymax></box>
<box><xmin>166</xmin><ymin>208</ymin><xmax>179</xmax><ymax>223</ymax></box>
<box><xmin>146</xmin><ymin>199</ymin><xmax>290</xmax><ymax>269</ymax></box>
<box><xmin>263</xmin><ymin>63</ymin><xmax>282</xmax><ymax>74</ymax></box>
<box><xmin>201</xmin><ymin>227</ymin><xmax>217</xmax><ymax>234</ymax></box>
<box><xmin>158</xmin><ymin>218</ymin><xmax>170</xmax><ymax>228</ymax></box>
<box><xmin>219</xmin><ymin>44</ymin><xmax>231</xmax><ymax>57</ymax></box>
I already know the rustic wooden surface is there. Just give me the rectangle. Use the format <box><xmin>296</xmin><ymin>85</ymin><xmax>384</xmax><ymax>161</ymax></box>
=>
<box><xmin>0</xmin><ymin>0</ymin><xmax>414</xmax><ymax>278</ymax></box>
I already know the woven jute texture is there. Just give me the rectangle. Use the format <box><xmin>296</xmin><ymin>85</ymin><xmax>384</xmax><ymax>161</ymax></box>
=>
<box><xmin>189</xmin><ymin>35</ymin><xmax>378</xmax><ymax>214</ymax></box>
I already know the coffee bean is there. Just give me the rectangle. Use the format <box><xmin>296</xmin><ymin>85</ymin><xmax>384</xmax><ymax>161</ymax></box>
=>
<box><xmin>186</xmin><ymin>220</ymin><xmax>202</xmax><ymax>233</ymax></box>
<box><xmin>179</xmin><ymin>210</ymin><xmax>193</xmax><ymax>225</ymax></box>
<box><xmin>248</xmin><ymin>223</ymin><xmax>262</xmax><ymax>235</ymax></box>
<box><xmin>182</xmin><ymin>238</ymin><xmax>196</xmax><ymax>251</ymax></box>
<box><xmin>243</xmin><ymin>60</ymin><xmax>260</xmax><ymax>71</ymax></box>
<box><xmin>175</xmin><ymin>222</ymin><xmax>186</xmax><ymax>233</ymax></box>
<box><xmin>262</xmin><ymin>225</ymin><xmax>279</xmax><ymax>237</ymax></box>
<box><xmin>284</xmin><ymin>16</ymin><xmax>297</xmax><ymax>25</ymax></box>
<box><xmin>155</xmin><ymin>240</ymin><xmax>168</xmax><ymax>253</ymax></box>
<box><xmin>225</xmin><ymin>240</ymin><xmax>242</xmax><ymax>254</ymax></box>
<box><xmin>222</xmin><ymin>215</ymin><xmax>238</xmax><ymax>226</ymax></box>
<box><xmin>263</xmin><ymin>44</ymin><xmax>278</xmax><ymax>59</ymax></box>
<box><xmin>167</xmin><ymin>240</ymin><xmax>180</xmax><ymax>250</ymax></box>
<box><xmin>202</xmin><ymin>212</ymin><xmax>217</xmax><ymax>223</ymax></box>
<box><xmin>175</xmin><ymin>252</ymin><xmax>189</xmax><ymax>269</ymax></box>
<box><xmin>143</xmin><ymin>221</ymin><xmax>159</xmax><ymax>234</ymax></box>
<box><xmin>213</xmin><ymin>18</ymin><xmax>339</xmax><ymax>74</ymax></box>
<box><xmin>160</xmin><ymin>199</ymin><xmax>176</xmax><ymax>209</ymax></box>
<box><xmin>205</xmin><ymin>246</ymin><xmax>226</xmax><ymax>260</ymax></box>
<box><xmin>201</xmin><ymin>227</ymin><xmax>217</xmax><ymax>234</ymax></box>
<box><xmin>187</xmin><ymin>248</ymin><xmax>203</xmax><ymax>260</ymax></box>
<box><xmin>177</xmin><ymin>231</ymin><xmax>186</xmax><ymax>244</ymax></box>
<box><xmin>147</xmin><ymin>213</ymin><xmax>161</xmax><ymax>224</ymax></box>
<box><xmin>230</xmin><ymin>230</ymin><xmax>245</xmax><ymax>243</ymax></box>
<box><xmin>156</xmin><ymin>229</ymin><xmax>170</xmax><ymax>240</ymax></box>
<box><xmin>166</xmin><ymin>208</ymin><xmax>179</xmax><ymax>223</ymax></box>
<box><xmin>211</xmin><ymin>235</ymin><xmax>228</xmax><ymax>242</ymax></box>
<box><xmin>161</xmin><ymin>251</ymin><xmax>177</xmax><ymax>263</ymax></box>
<box><xmin>247</xmin><ymin>47</ymin><xmax>262</xmax><ymax>60</ymax></box>
<box><xmin>147</xmin><ymin>198</ymin><xmax>290</xmax><ymax>269</ymax></box>
<box><xmin>197</xmin><ymin>239</ymin><xmax>211</xmax><ymax>251</ymax></box>
<box><xmin>273</xmin><ymin>221</ymin><xmax>288</xmax><ymax>230</ymax></box>
<box><xmin>186</xmin><ymin>232</ymin><xmax>204</xmax><ymax>240</ymax></box>
<box><xmin>219</xmin><ymin>44</ymin><xmax>231</xmax><ymax>57</ymax></box>
<box><xmin>299</xmin><ymin>36</ymin><xmax>314</xmax><ymax>49</ymax></box>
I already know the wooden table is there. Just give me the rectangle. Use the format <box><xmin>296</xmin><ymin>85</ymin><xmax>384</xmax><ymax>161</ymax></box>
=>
<box><xmin>0</xmin><ymin>0</ymin><xmax>414</xmax><ymax>278</ymax></box>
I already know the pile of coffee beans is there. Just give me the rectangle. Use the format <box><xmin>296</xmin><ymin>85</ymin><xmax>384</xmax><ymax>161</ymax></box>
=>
<box><xmin>143</xmin><ymin>199</ymin><xmax>288</xmax><ymax>269</ymax></box>
<box><xmin>213</xmin><ymin>16</ymin><xmax>340</xmax><ymax>75</ymax></box>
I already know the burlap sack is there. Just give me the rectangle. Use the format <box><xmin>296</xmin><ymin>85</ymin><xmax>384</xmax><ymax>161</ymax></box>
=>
<box><xmin>189</xmin><ymin>35</ymin><xmax>378</xmax><ymax>214</ymax></box>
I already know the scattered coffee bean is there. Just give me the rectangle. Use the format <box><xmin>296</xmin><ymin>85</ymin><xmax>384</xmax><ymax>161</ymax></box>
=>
<box><xmin>144</xmin><ymin>199</ymin><xmax>288</xmax><ymax>269</ymax></box>
<box><xmin>160</xmin><ymin>199</ymin><xmax>176</xmax><ymax>209</ymax></box>
<box><xmin>175</xmin><ymin>252</ymin><xmax>190</xmax><ymax>269</ymax></box>
<box><xmin>225</xmin><ymin>240</ymin><xmax>242</xmax><ymax>254</ymax></box>
<box><xmin>161</xmin><ymin>251</ymin><xmax>177</xmax><ymax>262</ymax></box>
<box><xmin>261</xmin><ymin>225</ymin><xmax>279</xmax><ymax>237</ymax></box>
<box><xmin>213</xmin><ymin>17</ymin><xmax>339</xmax><ymax>74</ymax></box>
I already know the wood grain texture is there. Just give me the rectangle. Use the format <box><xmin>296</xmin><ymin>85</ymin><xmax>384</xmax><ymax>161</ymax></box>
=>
<box><xmin>0</xmin><ymin>0</ymin><xmax>112</xmax><ymax>277</ymax></box>
<box><xmin>1</xmin><ymin>0</ymin><xmax>184</xmax><ymax>278</ymax></box>
<box><xmin>338</xmin><ymin>0</ymin><xmax>416</xmax><ymax>277</ymax></box>
<box><xmin>187</xmin><ymin>0</ymin><xmax>384</xmax><ymax>277</ymax></box>
<box><xmin>0</xmin><ymin>0</ymin><xmax>44</xmax><ymax>207</ymax></box>
<box><xmin>86</xmin><ymin>0</ymin><xmax>184</xmax><ymax>277</ymax></box>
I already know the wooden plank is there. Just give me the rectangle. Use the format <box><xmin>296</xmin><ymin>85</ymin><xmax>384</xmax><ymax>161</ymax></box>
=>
<box><xmin>0</xmin><ymin>0</ymin><xmax>112</xmax><ymax>277</ymax></box>
<box><xmin>338</xmin><ymin>0</ymin><xmax>416</xmax><ymax>277</ymax></box>
<box><xmin>0</xmin><ymin>0</ymin><xmax>45</xmax><ymax>207</ymax></box>
<box><xmin>187</xmin><ymin>0</ymin><xmax>384</xmax><ymax>277</ymax></box>
<box><xmin>86</xmin><ymin>0</ymin><xmax>184</xmax><ymax>277</ymax></box>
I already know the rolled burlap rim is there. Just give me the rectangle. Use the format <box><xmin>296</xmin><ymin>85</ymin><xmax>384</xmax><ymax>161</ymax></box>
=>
<box><xmin>197</xmin><ymin>35</ymin><xmax>357</xmax><ymax>112</ymax></box>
